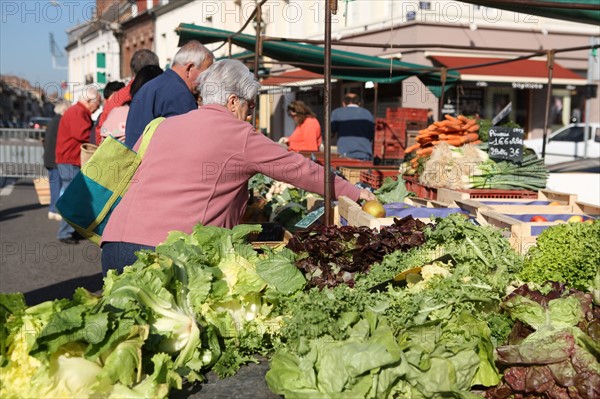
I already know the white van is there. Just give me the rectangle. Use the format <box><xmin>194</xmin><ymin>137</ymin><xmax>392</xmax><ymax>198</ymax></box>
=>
<box><xmin>523</xmin><ymin>123</ymin><xmax>600</xmax><ymax>165</ymax></box>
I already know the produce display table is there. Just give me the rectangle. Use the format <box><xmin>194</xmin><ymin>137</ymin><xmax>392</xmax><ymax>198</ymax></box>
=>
<box><xmin>173</xmin><ymin>359</ymin><xmax>276</xmax><ymax>399</ymax></box>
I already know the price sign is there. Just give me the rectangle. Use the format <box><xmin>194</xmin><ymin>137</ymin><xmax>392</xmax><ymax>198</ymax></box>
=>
<box><xmin>295</xmin><ymin>206</ymin><xmax>324</xmax><ymax>229</ymax></box>
<box><xmin>488</xmin><ymin>127</ymin><xmax>524</xmax><ymax>163</ymax></box>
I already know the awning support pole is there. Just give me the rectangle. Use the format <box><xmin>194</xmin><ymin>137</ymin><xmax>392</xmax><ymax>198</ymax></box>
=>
<box><xmin>437</xmin><ymin>68</ymin><xmax>447</xmax><ymax>120</ymax></box>
<box><xmin>252</xmin><ymin>0</ymin><xmax>262</xmax><ymax>127</ymax></box>
<box><xmin>324</xmin><ymin>0</ymin><xmax>336</xmax><ymax>226</ymax></box>
<box><xmin>542</xmin><ymin>50</ymin><xmax>555</xmax><ymax>159</ymax></box>
<box><xmin>373</xmin><ymin>82</ymin><xmax>379</xmax><ymax>118</ymax></box>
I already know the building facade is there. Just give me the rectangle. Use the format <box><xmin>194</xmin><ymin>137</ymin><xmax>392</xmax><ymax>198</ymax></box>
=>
<box><xmin>0</xmin><ymin>75</ymin><xmax>53</xmax><ymax>127</ymax></box>
<box><xmin>64</xmin><ymin>1</ymin><xmax>599</xmax><ymax>140</ymax></box>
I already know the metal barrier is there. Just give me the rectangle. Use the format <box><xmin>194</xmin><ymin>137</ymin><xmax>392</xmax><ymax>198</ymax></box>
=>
<box><xmin>0</xmin><ymin>128</ymin><xmax>46</xmax><ymax>178</ymax></box>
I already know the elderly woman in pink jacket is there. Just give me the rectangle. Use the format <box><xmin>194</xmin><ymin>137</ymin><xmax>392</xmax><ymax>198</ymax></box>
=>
<box><xmin>101</xmin><ymin>59</ymin><xmax>375</xmax><ymax>275</ymax></box>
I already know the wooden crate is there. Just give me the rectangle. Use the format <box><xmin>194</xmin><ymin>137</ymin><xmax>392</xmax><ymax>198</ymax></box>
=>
<box><xmin>338</xmin><ymin>196</ymin><xmax>397</xmax><ymax>230</ymax></box>
<box><xmin>337</xmin><ymin>196</ymin><xmax>442</xmax><ymax>230</ymax></box>
<box><xmin>473</xmin><ymin>202</ymin><xmax>599</xmax><ymax>254</ymax></box>
<box><xmin>338</xmin><ymin>167</ymin><xmax>366</xmax><ymax>184</ymax></box>
<box><xmin>455</xmin><ymin>198</ymin><xmax>596</xmax><ymax>217</ymax></box>
<box><xmin>405</xmin><ymin>130</ymin><xmax>420</xmax><ymax>148</ymax></box>
<box><xmin>33</xmin><ymin>177</ymin><xmax>50</xmax><ymax>205</ymax></box>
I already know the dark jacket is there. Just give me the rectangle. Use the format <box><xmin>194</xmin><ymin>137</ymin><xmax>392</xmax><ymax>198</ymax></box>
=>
<box><xmin>124</xmin><ymin>69</ymin><xmax>196</xmax><ymax>147</ymax></box>
<box><xmin>43</xmin><ymin>114</ymin><xmax>61</xmax><ymax>168</ymax></box>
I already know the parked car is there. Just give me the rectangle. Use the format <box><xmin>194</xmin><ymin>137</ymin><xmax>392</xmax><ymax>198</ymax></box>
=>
<box><xmin>523</xmin><ymin>123</ymin><xmax>600</xmax><ymax>165</ymax></box>
<box><xmin>29</xmin><ymin>117</ymin><xmax>52</xmax><ymax>130</ymax></box>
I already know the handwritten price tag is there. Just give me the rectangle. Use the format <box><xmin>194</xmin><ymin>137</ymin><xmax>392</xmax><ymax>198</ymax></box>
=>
<box><xmin>488</xmin><ymin>127</ymin><xmax>524</xmax><ymax>163</ymax></box>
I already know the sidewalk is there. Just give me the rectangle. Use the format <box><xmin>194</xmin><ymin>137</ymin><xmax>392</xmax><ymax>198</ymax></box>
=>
<box><xmin>0</xmin><ymin>180</ymin><xmax>103</xmax><ymax>305</ymax></box>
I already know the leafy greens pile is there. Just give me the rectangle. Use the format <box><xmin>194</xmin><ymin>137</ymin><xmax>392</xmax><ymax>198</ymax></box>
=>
<box><xmin>0</xmin><ymin>223</ymin><xmax>305</xmax><ymax>398</ymax></box>
<box><xmin>286</xmin><ymin>216</ymin><xmax>430</xmax><ymax>289</ymax></box>
<box><xmin>267</xmin><ymin>214</ymin><xmax>525</xmax><ymax>398</ymax></box>
<box><xmin>519</xmin><ymin>220</ymin><xmax>600</xmax><ymax>294</ymax></box>
<box><xmin>485</xmin><ymin>282</ymin><xmax>600</xmax><ymax>399</ymax></box>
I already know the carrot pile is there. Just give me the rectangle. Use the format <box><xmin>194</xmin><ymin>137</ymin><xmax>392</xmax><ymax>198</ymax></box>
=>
<box><xmin>405</xmin><ymin>114</ymin><xmax>481</xmax><ymax>168</ymax></box>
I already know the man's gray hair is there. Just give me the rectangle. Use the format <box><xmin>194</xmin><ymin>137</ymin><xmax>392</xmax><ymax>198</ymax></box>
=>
<box><xmin>197</xmin><ymin>60</ymin><xmax>261</xmax><ymax>106</ymax></box>
<box><xmin>172</xmin><ymin>40</ymin><xmax>214</xmax><ymax>68</ymax></box>
<box><xmin>130</xmin><ymin>49</ymin><xmax>159</xmax><ymax>75</ymax></box>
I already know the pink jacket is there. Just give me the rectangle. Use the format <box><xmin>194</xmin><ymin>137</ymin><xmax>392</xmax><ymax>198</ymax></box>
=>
<box><xmin>101</xmin><ymin>104</ymin><xmax>361</xmax><ymax>247</ymax></box>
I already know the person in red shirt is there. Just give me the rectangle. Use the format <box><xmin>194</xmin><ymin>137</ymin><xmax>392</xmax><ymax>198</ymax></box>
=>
<box><xmin>55</xmin><ymin>85</ymin><xmax>100</xmax><ymax>244</ymax></box>
<box><xmin>280</xmin><ymin>100</ymin><xmax>322</xmax><ymax>152</ymax></box>
<box><xmin>94</xmin><ymin>49</ymin><xmax>159</xmax><ymax>145</ymax></box>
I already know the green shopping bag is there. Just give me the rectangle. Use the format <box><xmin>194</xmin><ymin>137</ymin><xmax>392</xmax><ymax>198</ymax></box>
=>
<box><xmin>56</xmin><ymin>117</ymin><xmax>165</xmax><ymax>245</ymax></box>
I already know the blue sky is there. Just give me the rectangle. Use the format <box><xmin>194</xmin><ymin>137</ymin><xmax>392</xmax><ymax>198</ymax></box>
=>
<box><xmin>0</xmin><ymin>0</ymin><xmax>95</xmax><ymax>91</ymax></box>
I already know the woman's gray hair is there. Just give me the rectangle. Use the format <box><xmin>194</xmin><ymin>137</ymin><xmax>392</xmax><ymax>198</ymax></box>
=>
<box><xmin>77</xmin><ymin>84</ymin><xmax>100</xmax><ymax>103</ymax></box>
<box><xmin>197</xmin><ymin>60</ymin><xmax>261</xmax><ymax>106</ymax></box>
<box><xmin>172</xmin><ymin>40</ymin><xmax>213</xmax><ymax>68</ymax></box>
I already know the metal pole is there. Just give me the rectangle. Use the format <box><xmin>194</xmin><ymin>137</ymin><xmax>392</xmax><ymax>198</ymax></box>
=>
<box><xmin>252</xmin><ymin>0</ymin><xmax>262</xmax><ymax>128</ymax></box>
<box><xmin>583</xmin><ymin>36</ymin><xmax>597</xmax><ymax>159</ymax></box>
<box><xmin>437</xmin><ymin>68</ymin><xmax>447</xmax><ymax>121</ymax></box>
<box><xmin>324</xmin><ymin>0</ymin><xmax>335</xmax><ymax>226</ymax></box>
<box><xmin>541</xmin><ymin>50</ymin><xmax>555</xmax><ymax>159</ymax></box>
<box><xmin>373</xmin><ymin>82</ymin><xmax>379</xmax><ymax>118</ymax></box>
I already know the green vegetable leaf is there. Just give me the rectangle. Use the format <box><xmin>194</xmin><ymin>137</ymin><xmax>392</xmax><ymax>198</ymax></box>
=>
<box><xmin>255</xmin><ymin>249</ymin><xmax>305</xmax><ymax>294</ymax></box>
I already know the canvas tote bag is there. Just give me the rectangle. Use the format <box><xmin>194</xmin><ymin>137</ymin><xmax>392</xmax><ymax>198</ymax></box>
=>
<box><xmin>56</xmin><ymin>117</ymin><xmax>165</xmax><ymax>245</ymax></box>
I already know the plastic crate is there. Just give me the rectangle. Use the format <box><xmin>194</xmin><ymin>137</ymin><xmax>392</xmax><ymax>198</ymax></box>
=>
<box><xmin>360</xmin><ymin>169</ymin><xmax>400</xmax><ymax>189</ymax></box>
<box><xmin>386</xmin><ymin>107</ymin><xmax>428</xmax><ymax>123</ymax></box>
<box><xmin>403</xmin><ymin>176</ymin><xmax>539</xmax><ymax>202</ymax></box>
<box><xmin>404</xmin><ymin>175</ymin><xmax>438</xmax><ymax>200</ymax></box>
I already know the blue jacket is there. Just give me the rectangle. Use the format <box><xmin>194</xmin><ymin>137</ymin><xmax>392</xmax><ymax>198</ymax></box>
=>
<box><xmin>125</xmin><ymin>69</ymin><xmax>197</xmax><ymax>147</ymax></box>
<box><xmin>331</xmin><ymin>106</ymin><xmax>375</xmax><ymax>160</ymax></box>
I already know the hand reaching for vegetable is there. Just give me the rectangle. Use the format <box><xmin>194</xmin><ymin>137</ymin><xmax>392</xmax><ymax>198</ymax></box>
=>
<box><xmin>358</xmin><ymin>189</ymin><xmax>377</xmax><ymax>202</ymax></box>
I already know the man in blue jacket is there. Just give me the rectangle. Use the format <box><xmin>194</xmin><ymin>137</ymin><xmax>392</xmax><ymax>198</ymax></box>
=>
<box><xmin>124</xmin><ymin>40</ymin><xmax>214</xmax><ymax>147</ymax></box>
<box><xmin>331</xmin><ymin>93</ymin><xmax>375</xmax><ymax>160</ymax></box>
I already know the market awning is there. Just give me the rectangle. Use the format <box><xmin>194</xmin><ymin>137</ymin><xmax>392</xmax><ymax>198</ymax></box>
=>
<box><xmin>460</xmin><ymin>0</ymin><xmax>600</xmax><ymax>26</ymax></box>
<box><xmin>429</xmin><ymin>55</ymin><xmax>587</xmax><ymax>86</ymax></box>
<box><xmin>176</xmin><ymin>23</ymin><xmax>459</xmax><ymax>95</ymax></box>
<box><xmin>260</xmin><ymin>69</ymin><xmax>335</xmax><ymax>87</ymax></box>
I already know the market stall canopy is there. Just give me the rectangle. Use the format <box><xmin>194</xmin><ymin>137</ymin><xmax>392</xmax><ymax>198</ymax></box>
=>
<box><xmin>429</xmin><ymin>56</ymin><xmax>587</xmax><ymax>86</ymax></box>
<box><xmin>260</xmin><ymin>69</ymin><xmax>336</xmax><ymax>88</ymax></box>
<box><xmin>176</xmin><ymin>23</ymin><xmax>460</xmax><ymax>95</ymax></box>
<box><xmin>460</xmin><ymin>0</ymin><xmax>600</xmax><ymax>25</ymax></box>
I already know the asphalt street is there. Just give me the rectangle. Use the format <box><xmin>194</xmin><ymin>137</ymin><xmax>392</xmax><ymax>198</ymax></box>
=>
<box><xmin>0</xmin><ymin>179</ymin><xmax>278</xmax><ymax>399</ymax></box>
<box><xmin>0</xmin><ymin>179</ymin><xmax>103</xmax><ymax>304</ymax></box>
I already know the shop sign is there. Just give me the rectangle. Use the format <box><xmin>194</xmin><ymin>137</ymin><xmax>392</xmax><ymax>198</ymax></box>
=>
<box><xmin>512</xmin><ymin>82</ymin><xmax>543</xmax><ymax>90</ymax></box>
<box><xmin>476</xmin><ymin>81</ymin><xmax>488</xmax><ymax>87</ymax></box>
<box><xmin>441</xmin><ymin>103</ymin><xmax>456</xmax><ymax>115</ymax></box>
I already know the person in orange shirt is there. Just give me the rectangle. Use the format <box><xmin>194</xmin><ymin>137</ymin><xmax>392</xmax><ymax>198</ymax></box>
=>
<box><xmin>280</xmin><ymin>100</ymin><xmax>322</xmax><ymax>152</ymax></box>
